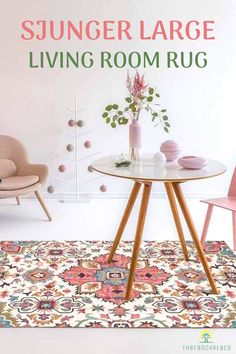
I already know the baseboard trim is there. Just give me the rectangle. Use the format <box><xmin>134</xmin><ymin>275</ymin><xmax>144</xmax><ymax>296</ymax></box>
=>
<box><xmin>12</xmin><ymin>192</ymin><xmax>225</xmax><ymax>200</ymax></box>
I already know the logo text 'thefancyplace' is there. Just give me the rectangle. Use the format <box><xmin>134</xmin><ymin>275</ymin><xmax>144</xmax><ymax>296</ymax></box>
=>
<box><xmin>182</xmin><ymin>344</ymin><xmax>231</xmax><ymax>351</ymax></box>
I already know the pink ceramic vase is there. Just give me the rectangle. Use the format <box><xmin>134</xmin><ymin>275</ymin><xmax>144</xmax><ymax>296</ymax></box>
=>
<box><xmin>129</xmin><ymin>119</ymin><xmax>141</xmax><ymax>160</ymax></box>
<box><xmin>160</xmin><ymin>140</ymin><xmax>181</xmax><ymax>161</ymax></box>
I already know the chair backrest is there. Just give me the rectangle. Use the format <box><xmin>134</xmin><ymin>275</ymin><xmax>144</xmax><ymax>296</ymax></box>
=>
<box><xmin>0</xmin><ymin>135</ymin><xmax>29</xmax><ymax>171</ymax></box>
<box><xmin>228</xmin><ymin>167</ymin><xmax>236</xmax><ymax>196</ymax></box>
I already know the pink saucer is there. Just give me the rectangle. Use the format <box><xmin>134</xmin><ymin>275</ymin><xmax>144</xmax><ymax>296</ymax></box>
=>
<box><xmin>177</xmin><ymin>156</ymin><xmax>208</xmax><ymax>170</ymax></box>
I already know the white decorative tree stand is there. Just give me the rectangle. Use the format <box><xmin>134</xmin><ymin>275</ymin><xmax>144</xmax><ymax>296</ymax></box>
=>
<box><xmin>47</xmin><ymin>99</ymin><xmax>107</xmax><ymax>202</ymax></box>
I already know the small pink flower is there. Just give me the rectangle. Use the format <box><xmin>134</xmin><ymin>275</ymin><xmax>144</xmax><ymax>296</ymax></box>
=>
<box><xmin>126</xmin><ymin>71</ymin><xmax>148</xmax><ymax>99</ymax></box>
<box><xmin>133</xmin><ymin>72</ymin><xmax>148</xmax><ymax>95</ymax></box>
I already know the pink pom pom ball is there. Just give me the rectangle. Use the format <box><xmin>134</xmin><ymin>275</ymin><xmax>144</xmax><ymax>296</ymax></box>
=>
<box><xmin>68</xmin><ymin>119</ymin><xmax>76</xmax><ymax>127</ymax></box>
<box><xmin>58</xmin><ymin>165</ymin><xmax>66</xmax><ymax>173</ymax></box>
<box><xmin>100</xmin><ymin>184</ymin><xmax>107</xmax><ymax>193</ymax></box>
<box><xmin>47</xmin><ymin>185</ymin><xmax>55</xmax><ymax>193</ymax></box>
<box><xmin>66</xmin><ymin>144</ymin><xmax>74</xmax><ymax>152</ymax></box>
<box><xmin>87</xmin><ymin>165</ymin><xmax>94</xmax><ymax>173</ymax></box>
<box><xmin>84</xmin><ymin>140</ymin><xmax>92</xmax><ymax>148</ymax></box>
<box><xmin>77</xmin><ymin>120</ymin><xmax>85</xmax><ymax>127</ymax></box>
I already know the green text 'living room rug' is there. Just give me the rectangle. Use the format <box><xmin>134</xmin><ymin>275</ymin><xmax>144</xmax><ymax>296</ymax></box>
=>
<box><xmin>0</xmin><ymin>240</ymin><xmax>235</xmax><ymax>328</ymax></box>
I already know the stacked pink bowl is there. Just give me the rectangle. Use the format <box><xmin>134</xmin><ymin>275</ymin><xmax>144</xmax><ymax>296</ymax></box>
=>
<box><xmin>160</xmin><ymin>140</ymin><xmax>181</xmax><ymax>161</ymax></box>
<box><xmin>177</xmin><ymin>156</ymin><xmax>207</xmax><ymax>169</ymax></box>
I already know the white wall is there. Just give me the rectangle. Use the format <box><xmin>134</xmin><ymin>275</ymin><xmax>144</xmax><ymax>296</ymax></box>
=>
<box><xmin>0</xmin><ymin>0</ymin><xmax>236</xmax><ymax>197</ymax></box>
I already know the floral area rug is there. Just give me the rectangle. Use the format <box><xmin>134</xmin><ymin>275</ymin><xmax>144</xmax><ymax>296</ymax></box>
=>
<box><xmin>0</xmin><ymin>240</ymin><xmax>236</xmax><ymax>328</ymax></box>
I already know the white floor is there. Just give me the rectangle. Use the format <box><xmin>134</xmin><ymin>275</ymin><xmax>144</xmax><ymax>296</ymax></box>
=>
<box><xmin>0</xmin><ymin>196</ymin><xmax>235</xmax><ymax>354</ymax></box>
<box><xmin>0</xmin><ymin>196</ymin><xmax>234</xmax><ymax>247</ymax></box>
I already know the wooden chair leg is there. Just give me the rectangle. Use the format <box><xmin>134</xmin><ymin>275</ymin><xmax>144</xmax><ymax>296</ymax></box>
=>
<box><xmin>232</xmin><ymin>212</ymin><xmax>236</xmax><ymax>251</ymax></box>
<box><xmin>165</xmin><ymin>182</ymin><xmax>189</xmax><ymax>261</ymax></box>
<box><xmin>16</xmin><ymin>197</ymin><xmax>20</xmax><ymax>205</ymax></box>
<box><xmin>35</xmin><ymin>191</ymin><xmax>52</xmax><ymax>221</ymax></box>
<box><xmin>201</xmin><ymin>204</ymin><xmax>214</xmax><ymax>246</ymax></box>
<box><xmin>125</xmin><ymin>183</ymin><xmax>152</xmax><ymax>300</ymax></box>
<box><xmin>107</xmin><ymin>182</ymin><xmax>141</xmax><ymax>263</ymax></box>
<box><xmin>172</xmin><ymin>183</ymin><xmax>218</xmax><ymax>294</ymax></box>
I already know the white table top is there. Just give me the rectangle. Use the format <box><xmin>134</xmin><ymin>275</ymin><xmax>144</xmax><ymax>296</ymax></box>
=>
<box><xmin>91</xmin><ymin>155</ymin><xmax>226</xmax><ymax>182</ymax></box>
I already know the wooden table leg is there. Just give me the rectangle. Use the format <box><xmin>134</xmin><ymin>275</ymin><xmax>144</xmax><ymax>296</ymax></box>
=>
<box><xmin>172</xmin><ymin>183</ymin><xmax>218</xmax><ymax>294</ymax></box>
<box><xmin>107</xmin><ymin>181</ymin><xmax>141</xmax><ymax>263</ymax></box>
<box><xmin>164</xmin><ymin>182</ymin><xmax>189</xmax><ymax>261</ymax></box>
<box><xmin>125</xmin><ymin>183</ymin><xmax>152</xmax><ymax>299</ymax></box>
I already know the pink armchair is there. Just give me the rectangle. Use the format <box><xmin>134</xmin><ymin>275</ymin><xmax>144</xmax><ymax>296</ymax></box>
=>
<box><xmin>0</xmin><ymin>135</ymin><xmax>52</xmax><ymax>221</ymax></box>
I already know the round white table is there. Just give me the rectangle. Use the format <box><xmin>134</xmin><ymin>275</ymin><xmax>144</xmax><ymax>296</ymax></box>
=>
<box><xmin>91</xmin><ymin>155</ymin><xmax>226</xmax><ymax>299</ymax></box>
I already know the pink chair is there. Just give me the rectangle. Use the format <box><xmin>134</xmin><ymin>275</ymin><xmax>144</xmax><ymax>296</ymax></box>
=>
<box><xmin>201</xmin><ymin>167</ymin><xmax>236</xmax><ymax>250</ymax></box>
<box><xmin>0</xmin><ymin>135</ymin><xmax>52</xmax><ymax>221</ymax></box>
